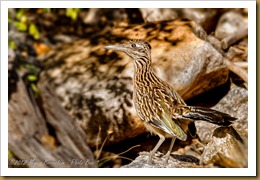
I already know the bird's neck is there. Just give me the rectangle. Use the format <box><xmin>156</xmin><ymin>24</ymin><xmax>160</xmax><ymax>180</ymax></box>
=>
<box><xmin>133</xmin><ymin>58</ymin><xmax>155</xmax><ymax>86</ymax></box>
<box><xmin>134</xmin><ymin>57</ymin><xmax>152</xmax><ymax>70</ymax></box>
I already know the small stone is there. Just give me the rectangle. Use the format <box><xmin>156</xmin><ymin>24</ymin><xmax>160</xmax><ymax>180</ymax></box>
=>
<box><xmin>215</xmin><ymin>11</ymin><xmax>247</xmax><ymax>40</ymax></box>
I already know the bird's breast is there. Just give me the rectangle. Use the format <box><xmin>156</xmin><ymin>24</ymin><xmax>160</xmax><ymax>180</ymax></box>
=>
<box><xmin>133</xmin><ymin>85</ymin><xmax>166</xmax><ymax>122</ymax></box>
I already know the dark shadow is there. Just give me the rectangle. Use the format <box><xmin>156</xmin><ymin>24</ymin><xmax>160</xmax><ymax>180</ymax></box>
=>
<box><xmin>171</xmin><ymin>154</ymin><xmax>200</xmax><ymax>165</ymax></box>
<box><xmin>186</xmin><ymin>79</ymin><xmax>231</xmax><ymax>107</ymax></box>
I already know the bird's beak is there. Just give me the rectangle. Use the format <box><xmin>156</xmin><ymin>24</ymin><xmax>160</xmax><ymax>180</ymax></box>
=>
<box><xmin>104</xmin><ymin>44</ymin><xmax>129</xmax><ymax>52</ymax></box>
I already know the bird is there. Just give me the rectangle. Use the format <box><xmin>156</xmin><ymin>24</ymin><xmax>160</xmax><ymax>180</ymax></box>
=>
<box><xmin>104</xmin><ymin>39</ymin><xmax>236</xmax><ymax>164</ymax></box>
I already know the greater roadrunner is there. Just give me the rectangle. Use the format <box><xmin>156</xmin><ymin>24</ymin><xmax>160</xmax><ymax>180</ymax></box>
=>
<box><xmin>104</xmin><ymin>39</ymin><xmax>236</xmax><ymax>164</ymax></box>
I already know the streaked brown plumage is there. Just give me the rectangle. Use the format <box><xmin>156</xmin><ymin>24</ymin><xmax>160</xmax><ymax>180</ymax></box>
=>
<box><xmin>104</xmin><ymin>39</ymin><xmax>236</xmax><ymax>164</ymax></box>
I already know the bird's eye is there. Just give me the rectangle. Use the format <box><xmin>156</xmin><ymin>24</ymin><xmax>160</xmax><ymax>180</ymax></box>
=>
<box><xmin>131</xmin><ymin>44</ymin><xmax>136</xmax><ymax>48</ymax></box>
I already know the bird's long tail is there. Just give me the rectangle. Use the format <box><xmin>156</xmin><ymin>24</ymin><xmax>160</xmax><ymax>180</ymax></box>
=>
<box><xmin>178</xmin><ymin>106</ymin><xmax>237</xmax><ymax>126</ymax></box>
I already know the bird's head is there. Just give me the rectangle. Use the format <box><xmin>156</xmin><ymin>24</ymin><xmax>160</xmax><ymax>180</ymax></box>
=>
<box><xmin>104</xmin><ymin>40</ymin><xmax>151</xmax><ymax>61</ymax></box>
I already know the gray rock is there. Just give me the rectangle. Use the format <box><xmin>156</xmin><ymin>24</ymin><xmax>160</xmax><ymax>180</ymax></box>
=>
<box><xmin>195</xmin><ymin>86</ymin><xmax>248</xmax><ymax>143</ymax></box>
<box><xmin>200</xmin><ymin>126</ymin><xmax>247</xmax><ymax>168</ymax></box>
<box><xmin>122</xmin><ymin>151</ymin><xmax>203</xmax><ymax>168</ymax></box>
<box><xmin>180</xmin><ymin>8</ymin><xmax>221</xmax><ymax>33</ymax></box>
<box><xmin>139</xmin><ymin>8</ymin><xmax>179</xmax><ymax>22</ymax></box>
<box><xmin>195</xmin><ymin>86</ymin><xmax>247</xmax><ymax>168</ymax></box>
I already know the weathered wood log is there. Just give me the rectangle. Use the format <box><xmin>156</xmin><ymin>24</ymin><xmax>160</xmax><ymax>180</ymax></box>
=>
<box><xmin>8</xmin><ymin>72</ymin><xmax>96</xmax><ymax>168</ymax></box>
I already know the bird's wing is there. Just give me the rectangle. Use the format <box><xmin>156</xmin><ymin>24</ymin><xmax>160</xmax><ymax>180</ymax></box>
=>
<box><xmin>148</xmin><ymin>86</ymin><xmax>187</xmax><ymax>141</ymax></box>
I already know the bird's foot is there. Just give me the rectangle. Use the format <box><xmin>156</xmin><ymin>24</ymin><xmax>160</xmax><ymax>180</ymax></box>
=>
<box><xmin>163</xmin><ymin>151</ymin><xmax>171</xmax><ymax>165</ymax></box>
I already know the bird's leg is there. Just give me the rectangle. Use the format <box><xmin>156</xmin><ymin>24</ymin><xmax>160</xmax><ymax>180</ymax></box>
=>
<box><xmin>163</xmin><ymin>137</ymin><xmax>176</xmax><ymax>164</ymax></box>
<box><xmin>149</xmin><ymin>136</ymin><xmax>165</xmax><ymax>163</ymax></box>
